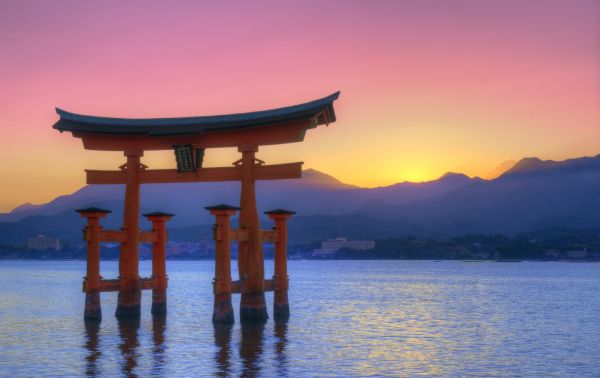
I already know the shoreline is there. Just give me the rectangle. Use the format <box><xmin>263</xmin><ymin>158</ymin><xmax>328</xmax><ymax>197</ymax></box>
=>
<box><xmin>1</xmin><ymin>257</ymin><xmax>599</xmax><ymax>263</ymax></box>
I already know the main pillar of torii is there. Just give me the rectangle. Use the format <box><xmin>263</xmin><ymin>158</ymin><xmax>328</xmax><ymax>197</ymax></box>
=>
<box><xmin>52</xmin><ymin>92</ymin><xmax>340</xmax><ymax>321</ymax></box>
<box><xmin>238</xmin><ymin>145</ymin><xmax>268</xmax><ymax>320</ymax></box>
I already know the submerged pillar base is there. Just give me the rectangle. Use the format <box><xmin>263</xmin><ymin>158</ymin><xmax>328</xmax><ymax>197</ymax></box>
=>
<box><xmin>84</xmin><ymin>291</ymin><xmax>102</xmax><ymax>320</ymax></box>
<box><xmin>273</xmin><ymin>290</ymin><xmax>290</xmax><ymax>321</ymax></box>
<box><xmin>151</xmin><ymin>289</ymin><xmax>167</xmax><ymax>315</ymax></box>
<box><xmin>213</xmin><ymin>293</ymin><xmax>234</xmax><ymax>324</ymax></box>
<box><xmin>240</xmin><ymin>292</ymin><xmax>268</xmax><ymax>323</ymax></box>
<box><xmin>274</xmin><ymin>303</ymin><xmax>290</xmax><ymax>321</ymax></box>
<box><xmin>115</xmin><ymin>281</ymin><xmax>141</xmax><ymax>318</ymax></box>
<box><xmin>116</xmin><ymin>299</ymin><xmax>141</xmax><ymax>318</ymax></box>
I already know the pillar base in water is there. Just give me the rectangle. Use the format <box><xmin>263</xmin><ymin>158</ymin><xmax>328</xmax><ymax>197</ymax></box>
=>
<box><xmin>115</xmin><ymin>283</ymin><xmax>141</xmax><ymax>318</ymax></box>
<box><xmin>240</xmin><ymin>292</ymin><xmax>268</xmax><ymax>323</ymax></box>
<box><xmin>274</xmin><ymin>290</ymin><xmax>290</xmax><ymax>320</ymax></box>
<box><xmin>151</xmin><ymin>289</ymin><xmax>167</xmax><ymax>315</ymax></box>
<box><xmin>273</xmin><ymin>303</ymin><xmax>290</xmax><ymax>320</ymax></box>
<box><xmin>84</xmin><ymin>291</ymin><xmax>102</xmax><ymax>320</ymax></box>
<box><xmin>213</xmin><ymin>293</ymin><xmax>234</xmax><ymax>324</ymax></box>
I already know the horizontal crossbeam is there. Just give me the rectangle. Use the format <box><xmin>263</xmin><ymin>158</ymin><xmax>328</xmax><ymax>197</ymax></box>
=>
<box><xmin>82</xmin><ymin>277</ymin><xmax>158</xmax><ymax>292</ymax></box>
<box><xmin>230</xmin><ymin>279</ymin><xmax>276</xmax><ymax>294</ymax></box>
<box><xmin>216</xmin><ymin>229</ymin><xmax>278</xmax><ymax>242</ymax></box>
<box><xmin>86</xmin><ymin>162</ymin><xmax>303</xmax><ymax>185</ymax></box>
<box><xmin>83</xmin><ymin>229</ymin><xmax>156</xmax><ymax>243</ymax></box>
<box><xmin>230</xmin><ymin>229</ymin><xmax>249</xmax><ymax>242</ymax></box>
<box><xmin>261</xmin><ymin>230</ymin><xmax>279</xmax><ymax>243</ymax></box>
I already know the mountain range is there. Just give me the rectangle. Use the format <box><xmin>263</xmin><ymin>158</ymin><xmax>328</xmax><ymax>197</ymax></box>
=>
<box><xmin>2</xmin><ymin>154</ymin><xmax>600</xmax><ymax>244</ymax></box>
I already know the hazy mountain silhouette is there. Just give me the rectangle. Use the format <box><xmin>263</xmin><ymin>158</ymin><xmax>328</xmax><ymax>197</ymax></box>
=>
<box><xmin>397</xmin><ymin>154</ymin><xmax>600</xmax><ymax>235</ymax></box>
<box><xmin>0</xmin><ymin>168</ymin><xmax>466</xmax><ymax>226</ymax></box>
<box><xmin>2</xmin><ymin>154</ymin><xmax>600</xmax><ymax>243</ymax></box>
<box><xmin>9</xmin><ymin>202</ymin><xmax>43</xmax><ymax>213</ymax></box>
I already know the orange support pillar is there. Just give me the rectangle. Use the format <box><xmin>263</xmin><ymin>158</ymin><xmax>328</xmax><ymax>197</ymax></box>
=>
<box><xmin>237</xmin><ymin>146</ymin><xmax>268</xmax><ymax>322</ymax></box>
<box><xmin>116</xmin><ymin>151</ymin><xmax>143</xmax><ymax>318</ymax></box>
<box><xmin>77</xmin><ymin>207</ymin><xmax>111</xmax><ymax>320</ymax></box>
<box><xmin>144</xmin><ymin>211</ymin><xmax>174</xmax><ymax>315</ymax></box>
<box><xmin>265</xmin><ymin>209</ymin><xmax>295</xmax><ymax>320</ymax></box>
<box><xmin>206</xmin><ymin>204</ymin><xmax>239</xmax><ymax>323</ymax></box>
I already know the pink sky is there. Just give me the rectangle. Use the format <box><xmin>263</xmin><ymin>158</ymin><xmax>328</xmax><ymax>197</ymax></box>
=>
<box><xmin>0</xmin><ymin>0</ymin><xmax>598</xmax><ymax>211</ymax></box>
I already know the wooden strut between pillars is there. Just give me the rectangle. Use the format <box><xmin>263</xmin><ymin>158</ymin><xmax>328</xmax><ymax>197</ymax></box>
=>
<box><xmin>83</xmin><ymin>229</ymin><xmax>156</xmax><ymax>243</ymax></box>
<box><xmin>230</xmin><ymin>279</ymin><xmax>276</xmax><ymax>294</ymax></box>
<box><xmin>225</xmin><ymin>229</ymin><xmax>278</xmax><ymax>243</ymax></box>
<box><xmin>83</xmin><ymin>277</ymin><xmax>157</xmax><ymax>293</ymax></box>
<box><xmin>85</xmin><ymin>162</ymin><xmax>303</xmax><ymax>185</ymax></box>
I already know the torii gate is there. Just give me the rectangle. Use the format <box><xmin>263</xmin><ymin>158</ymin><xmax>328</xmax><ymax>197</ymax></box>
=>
<box><xmin>53</xmin><ymin>92</ymin><xmax>340</xmax><ymax>323</ymax></box>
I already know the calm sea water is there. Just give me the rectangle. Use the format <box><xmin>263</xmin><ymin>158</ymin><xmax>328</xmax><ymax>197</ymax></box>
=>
<box><xmin>0</xmin><ymin>260</ymin><xmax>599</xmax><ymax>377</ymax></box>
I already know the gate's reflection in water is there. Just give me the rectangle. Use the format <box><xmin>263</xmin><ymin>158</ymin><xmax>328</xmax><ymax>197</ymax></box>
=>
<box><xmin>213</xmin><ymin>323</ymin><xmax>234</xmax><ymax>377</ymax></box>
<box><xmin>84</xmin><ymin>315</ymin><xmax>167</xmax><ymax>378</ymax></box>
<box><xmin>84</xmin><ymin>320</ymin><xmax>101</xmax><ymax>377</ymax></box>
<box><xmin>273</xmin><ymin>321</ymin><xmax>289</xmax><ymax>377</ymax></box>
<box><xmin>84</xmin><ymin>316</ymin><xmax>288</xmax><ymax>377</ymax></box>
<box><xmin>213</xmin><ymin>321</ymin><xmax>289</xmax><ymax>378</ymax></box>
<box><xmin>117</xmin><ymin>317</ymin><xmax>141</xmax><ymax>377</ymax></box>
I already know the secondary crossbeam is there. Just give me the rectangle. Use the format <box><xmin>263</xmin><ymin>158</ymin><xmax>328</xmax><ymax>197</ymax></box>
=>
<box><xmin>86</xmin><ymin>162</ymin><xmax>303</xmax><ymax>184</ymax></box>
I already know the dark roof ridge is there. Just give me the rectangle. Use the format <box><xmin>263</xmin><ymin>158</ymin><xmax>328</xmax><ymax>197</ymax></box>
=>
<box><xmin>53</xmin><ymin>92</ymin><xmax>340</xmax><ymax>136</ymax></box>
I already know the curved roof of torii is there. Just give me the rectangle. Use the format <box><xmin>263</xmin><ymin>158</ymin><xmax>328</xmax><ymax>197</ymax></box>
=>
<box><xmin>53</xmin><ymin>92</ymin><xmax>339</xmax><ymax>136</ymax></box>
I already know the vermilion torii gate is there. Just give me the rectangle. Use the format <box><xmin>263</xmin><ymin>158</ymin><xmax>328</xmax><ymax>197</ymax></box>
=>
<box><xmin>53</xmin><ymin>92</ymin><xmax>340</xmax><ymax>323</ymax></box>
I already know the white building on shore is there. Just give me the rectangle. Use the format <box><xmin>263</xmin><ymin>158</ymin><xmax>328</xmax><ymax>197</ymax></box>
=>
<box><xmin>27</xmin><ymin>235</ymin><xmax>61</xmax><ymax>251</ymax></box>
<box><xmin>566</xmin><ymin>249</ymin><xmax>588</xmax><ymax>259</ymax></box>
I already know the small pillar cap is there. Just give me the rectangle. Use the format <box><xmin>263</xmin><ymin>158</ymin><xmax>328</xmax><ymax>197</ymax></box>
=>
<box><xmin>75</xmin><ymin>207</ymin><xmax>112</xmax><ymax>214</ymax></box>
<box><xmin>205</xmin><ymin>204</ymin><xmax>241</xmax><ymax>211</ymax></box>
<box><xmin>143</xmin><ymin>211</ymin><xmax>175</xmax><ymax>218</ymax></box>
<box><xmin>264</xmin><ymin>208</ymin><xmax>296</xmax><ymax>215</ymax></box>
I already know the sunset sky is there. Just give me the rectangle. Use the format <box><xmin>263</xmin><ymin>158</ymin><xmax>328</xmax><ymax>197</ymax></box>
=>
<box><xmin>0</xmin><ymin>0</ymin><xmax>598</xmax><ymax>212</ymax></box>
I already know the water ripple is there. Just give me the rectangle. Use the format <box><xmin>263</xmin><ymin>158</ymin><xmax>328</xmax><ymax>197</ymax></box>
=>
<box><xmin>0</xmin><ymin>260</ymin><xmax>599</xmax><ymax>377</ymax></box>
